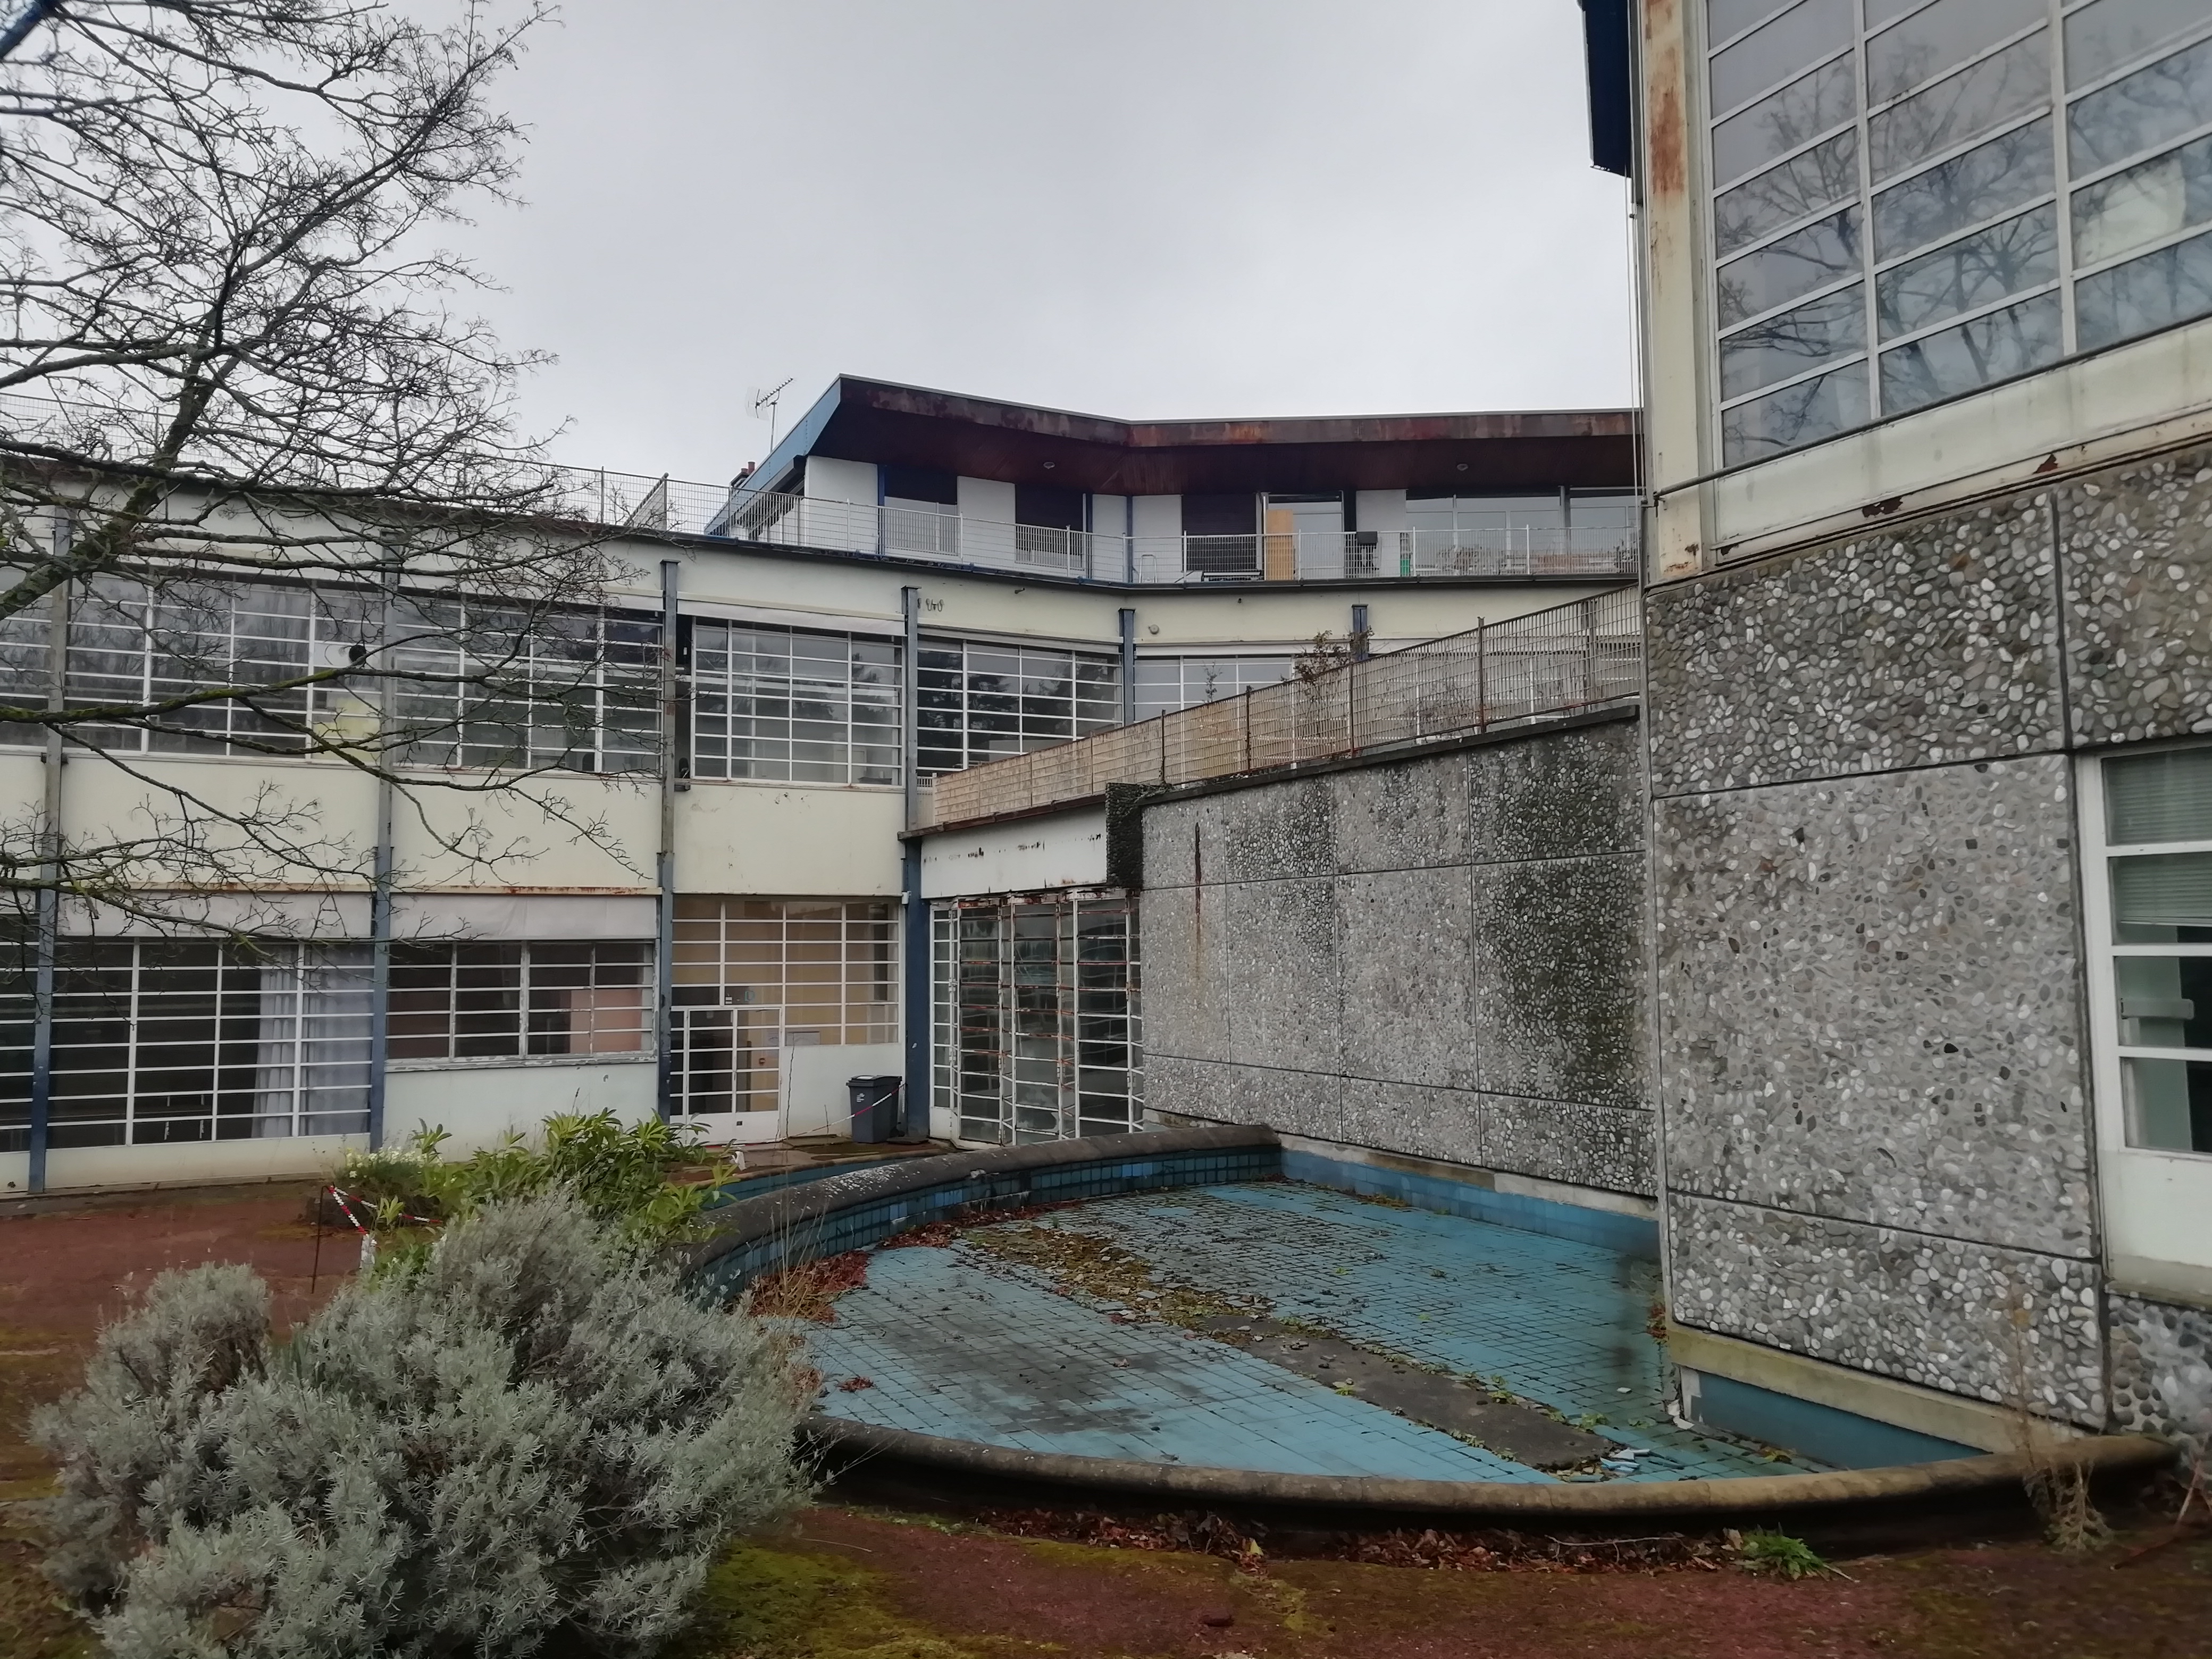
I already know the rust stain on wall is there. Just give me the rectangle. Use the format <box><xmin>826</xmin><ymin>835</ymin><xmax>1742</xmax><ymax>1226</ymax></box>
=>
<box><xmin>1644</xmin><ymin>0</ymin><xmax>1688</xmax><ymax>205</ymax></box>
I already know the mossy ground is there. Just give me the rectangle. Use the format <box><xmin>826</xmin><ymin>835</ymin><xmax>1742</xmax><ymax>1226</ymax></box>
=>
<box><xmin>3</xmin><ymin>1191</ymin><xmax>2208</xmax><ymax>1659</ymax></box>
<box><xmin>665</xmin><ymin>1506</ymin><xmax>2212</xmax><ymax>1659</ymax></box>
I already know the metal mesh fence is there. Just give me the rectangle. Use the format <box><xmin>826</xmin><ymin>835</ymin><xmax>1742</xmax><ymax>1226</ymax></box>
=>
<box><xmin>923</xmin><ymin>587</ymin><xmax>1640</xmax><ymax>826</ymax></box>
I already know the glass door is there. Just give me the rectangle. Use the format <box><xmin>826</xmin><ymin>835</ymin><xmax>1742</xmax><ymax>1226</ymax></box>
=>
<box><xmin>2081</xmin><ymin>745</ymin><xmax>2212</xmax><ymax>1300</ymax></box>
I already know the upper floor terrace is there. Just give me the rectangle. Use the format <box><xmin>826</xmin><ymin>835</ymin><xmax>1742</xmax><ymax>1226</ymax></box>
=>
<box><xmin>689</xmin><ymin>378</ymin><xmax>1644</xmax><ymax>587</ymax></box>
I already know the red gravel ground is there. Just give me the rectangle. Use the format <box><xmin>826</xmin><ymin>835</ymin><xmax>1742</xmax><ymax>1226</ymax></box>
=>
<box><xmin>3</xmin><ymin>1188</ymin><xmax>2208</xmax><ymax>1659</ymax></box>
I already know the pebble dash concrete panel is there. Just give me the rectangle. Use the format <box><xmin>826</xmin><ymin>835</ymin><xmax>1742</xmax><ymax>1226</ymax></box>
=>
<box><xmin>1338</xmin><ymin>867</ymin><xmax>1477</xmax><ymax>1088</ymax></box>
<box><xmin>1469</xmin><ymin>719</ymin><xmax>1645</xmax><ymax>861</ymax></box>
<box><xmin>1654</xmin><ymin>757</ymin><xmax>2094</xmax><ymax>1258</ymax></box>
<box><xmin>1337</xmin><ymin>1077</ymin><xmax>1486</xmax><ymax>1167</ymax></box>
<box><xmin>2056</xmin><ymin>441</ymin><xmax>2212</xmax><ymax>748</ymax></box>
<box><xmin>1480</xmin><ymin>1095</ymin><xmax>1655</xmax><ymax>1196</ymax></box>
<box><xmin>1670</xmin><ymin>1194</ymin><xmax>2106</xmax><ymax>1423</ymax></box>
<box><xmin>1137</xmin><ymin>880</ymin><xmax>1230</xmax><ymax>1061</ymax></box>
<box><xmin>1149</xmin><ymin>1055</ymin><xmax>1343</xmax><ymax>1141</ymax></box>
<box><xmin>1329</xmin><ymin>751</ymin><xmax>1474</xmax><ymax>873</ymax></box>
<box><xmin>2107</xmin><ymin>1293</ymin><xmax>2212</xmax><ymax>1456</ymax></box>
<box><xmin>1220</xmin><ymin>774</ymin><xmax>1337</xmax><ymax>883</ymax></box>
<box><xmin>1139</xmin><ymin>795</ymin><xmax>1230</xmax><ymax>892</ymax></box>
<box><xmin>1139</xmin><ymin>720</ymin><xmax>1652</xmax><ymax>1198</ymax></box>
<box><xmin>1471</xmin><ymin>852</ymin><xmax>1648</xmax><ymax>1110</ymax></box>
<box><xmin>1645</xmin><ymin>495</ymin><xmax>2063</xmax><ymax>798</ymax></box>
<box><xmin>1225</xmin><ymin>877</ymin><xmax>1342</xmax><ymax>1073</ymax></box>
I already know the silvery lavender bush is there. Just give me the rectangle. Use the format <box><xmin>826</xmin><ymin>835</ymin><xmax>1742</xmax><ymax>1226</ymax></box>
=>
<box><xmin>32</xmin><ymin>1194</ymin><xmax>808</xmax><ymax>1659</ymax></box>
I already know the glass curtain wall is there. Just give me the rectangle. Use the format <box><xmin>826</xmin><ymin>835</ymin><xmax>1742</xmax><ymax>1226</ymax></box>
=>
<box><xmin>915</xmin><ymin>639</ymin><xmax>1120</xmax><ymax>775</ymax></box>
<box><xmin>669</xmin><ymin>898</ymin><xmax>897</xmax><ymax>1116</ymax></box>
<box><xmin>688</xmin><ymin>621</ymin><xmax>901</xmax><ymax>786</ymax></box>
<box><xmin>931</xmin><ymin>892</ymin><xmax>1140</xmax><ymax>1145</ymax></box>
<box><xmin>1707</xmin><ymin>0</ymin><xmax>2212</xmax><ymax>464</ymax></box>
<box><xmin>0</xmin><ymin>940</ymin><xmax>372</xmax><ymax>1150</ymax></box>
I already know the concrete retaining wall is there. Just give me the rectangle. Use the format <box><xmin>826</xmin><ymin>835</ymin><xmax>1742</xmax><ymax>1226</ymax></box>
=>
<box><xmin>1138</xmin><ymin>709</ymin><xmax>1653</xmax><ymax>1200</ymax></box>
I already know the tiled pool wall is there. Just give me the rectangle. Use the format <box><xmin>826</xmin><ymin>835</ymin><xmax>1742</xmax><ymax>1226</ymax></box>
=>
<box><xmin>691</xmin><ymin>1133</ymin><xmax>1664</xmax><ymax>1304</ymax></box>
<box><xmin>1284</xmin><ymin>1148</ymin><xmax>1660</xmax><ymax>1260</ymax></box>
<box><xmin>688</xmin><ymin>1143</ymin><xmax>1279</xmax><ymax>1304</ymax></box>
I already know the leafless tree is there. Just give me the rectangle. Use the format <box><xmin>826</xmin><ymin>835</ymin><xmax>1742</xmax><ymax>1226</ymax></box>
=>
<box><xmin>0</xmin><ymin>0</ymin><xmax>656</xmax><ymax>936</ymax></box>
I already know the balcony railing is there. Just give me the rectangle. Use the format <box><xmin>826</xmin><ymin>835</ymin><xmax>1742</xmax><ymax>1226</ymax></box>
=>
<box><xmin>918</xmin><ymin>587</ymin><xmax>1643</xmax><ymax>828</ymax></box>
<box><xmin>700</xmin><ymin>487</ymin><xmax>1640</xmax><ymax>585</ymax></box>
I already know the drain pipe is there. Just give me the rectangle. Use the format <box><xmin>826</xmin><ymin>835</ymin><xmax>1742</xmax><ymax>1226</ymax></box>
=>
<box><xmin>655</xmin><ymin>558</ymin><xmax>681</xmax><ymax>1121</ymax></box>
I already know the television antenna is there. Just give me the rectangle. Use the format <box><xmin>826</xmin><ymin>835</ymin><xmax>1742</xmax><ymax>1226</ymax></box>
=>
<box><xmin>748</xmin><ymin>378</ymin><xmax>794</xmax><ymax>451</ymax></box>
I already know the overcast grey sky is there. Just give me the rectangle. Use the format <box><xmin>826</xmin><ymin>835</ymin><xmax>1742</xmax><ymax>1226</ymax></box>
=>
<box><xmin>463</xmin><ymin>1</ymin><xmax>1637</xmax><ymax>487</ymax></box>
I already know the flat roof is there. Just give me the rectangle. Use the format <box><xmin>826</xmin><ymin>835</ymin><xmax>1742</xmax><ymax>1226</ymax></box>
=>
<box><xmin>744</xmin><ymin>376</ymin><xmax>1640</xmax><ymax>498</ymax></box>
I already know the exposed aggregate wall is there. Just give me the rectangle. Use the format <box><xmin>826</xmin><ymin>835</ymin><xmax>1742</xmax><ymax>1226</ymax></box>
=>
<box><xmin>1142</xmin><ymin>715</ymin><xmax>1653</xmax><ymax>1198</ymax></box>
<box><xmin>1647</xmin><ymin>438</ymin><xmax>2212</xmax><ymax>1430</ymax></box>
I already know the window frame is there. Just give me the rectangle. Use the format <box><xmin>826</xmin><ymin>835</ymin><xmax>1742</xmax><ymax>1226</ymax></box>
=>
<box><xmin>2077</xmin><ymin>742</ymin><xmax>2212</xmax><ymax>1300</ymax></box>
<box><xmin>0</xmin><ymin>938</ymin><xmax>374</xmax><ymax>1149</ymax></box>
<box><xmin>384</xmin><ymin>938</ymin><xmax>653</xmax><ymax>1068</ymax></box>
<box><xmin>1700</xmin><ymin>0</ymin><xmax>2212</xmax><ymax>467</ymax></box>
<box><xmin>914</xmin><ymin>635</ymin><xmax>1121</xmax><ymax>777</ymax></box>
<box><xmin>685</xmin><ymin>617</ymin><xmax>903</xmax><ymax>789</ymax></box>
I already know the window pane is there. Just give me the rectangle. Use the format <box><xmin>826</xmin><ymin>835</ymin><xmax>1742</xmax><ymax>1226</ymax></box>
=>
<box><xmin>1711</xmin><ymin>0</ymin><xmax>1851</xmax><ymax>118</ymax></box>
<box><xmin>1873</xmin><ymin>116</ymin><xmax>2054</xmax><ymax>260</ymax></box>
<box><xmin>1879</xmin><ymin>291</ymin><xmax>2062</xmax><ymax>413</ymax></box>
<box><xmin>2073</xmin><ymin>131</ymin><xmax>2212</xmax><ymax>267</ymax></box>
<box><xmin>2114</xmin><ymin>850</ymin><xmax>2212</xmax><ymax>940</ymax></box>
<box><xmin>2108</xmin><ymin>747</ymin><xmax>2212</xmax><ymax>843</ymax></box>
<box><xmin>1870</xmin><ymin>31</ymin><xmax>2050</xmax><ymax>182</ymax></box>
<box><xmin>1708</xmin><ymin>0</ymin><xmax>1790</xmax><ymax>48</ymax></box>
<box><xmin>1866</xmin><ymin>0</ymin><xmax>2043</xmax><ymax>105</ymax></box>
<box><xmin>2067</xmin><ymin>34</ymin><xmax>2212</xmax><ymax>176</ymax></box>
<box><xmin>2116</xmin><ymin>954</ymin><xmax>2212</xmax><ymax>1047</ymax></box>
<box><xmin>1878</xmin><ymin>206</ymin><xmax>2058</xmax><ymax>338</ymax></box>
<box><xmin>1713</xmin><ymin>57</ymin><xmax>1859</xmax><ymax>186</ymax></box>
<box><xmin>1721</xmin><ymin>361</ymin><xmax>1869</xmax><ymax>463</ymax></box>
<box><xmin>2076</xmin><ymin>223</ymin><xmax>2212</xmax><ymax>348</ymax></box>
<box><xmin>1720</xmin><ymin>284</ymin><xmax>1865</xmax><ymax>398</ymax></box>
<box><xmin>1717</xmin><ymin>132</ymin><xmax>1859</xmax><ymax>255</ymax></box>
<box><xmin>1718</xmin><ymin>208</ymin><xmax>1861</xmax><ymax>324</ymax></box>
<box><xmin>2119</xmin><ymin>1055</ymin><xmax>2212</xmax><ymax>1151</ymax></box>
<box><xmin>2066</xmin><ymin>0</ymin><xmax>2212</xmax><ymax>91</ymax></box>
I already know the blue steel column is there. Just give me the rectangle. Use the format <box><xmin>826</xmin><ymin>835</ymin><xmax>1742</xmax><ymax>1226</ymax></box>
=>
<box><xmin>27</xmin><ymin>522</ymin><xmax>71</xmax><ymax>1193</ymax></box>
<box><xmin>900</xmin><ymin>585</ymin><xmax>926</xmax><ymax>1138</ymax></box>
<box><xmin>902</xmin><ymin>841</ymin><xmax>929</xmax><ymax>1142</ymax></box>
<box><xmin>365</xmin><ymin>573</ymin><xmax>397</xmax><ymax>1150</ymax></box>
<box><xmin>1118</xmin><ymin>608</ymin><xmax>1137</xmax><ymax>726</ymax></box>
<box><xmin>655</xmin><ymin>559</ymin><xmax>680</xmax><ymax>1120</ymax></box>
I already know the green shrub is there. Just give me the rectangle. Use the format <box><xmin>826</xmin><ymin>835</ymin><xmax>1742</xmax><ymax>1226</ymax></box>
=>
<box><xmin>33</xmin><ymin>1193</ymin><xmax>808</xmax><ymax>1658</ymax></box>
<box><xmin>336</xmin><ymin>1111</ymin><xmax>734</xmax><ymax>1250</ymax></box>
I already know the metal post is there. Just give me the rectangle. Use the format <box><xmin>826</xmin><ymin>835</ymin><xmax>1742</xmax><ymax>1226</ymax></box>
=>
<box><xmin>1123</xmin><ymin>496</ymin><xmax>1135</xmax><ymax>584</ymax></box>
<box><xmin>1476</xmin><ymin>617</ymin><xmax>1489</xmax><ymax>731</ymax></box>
<box><xmin>1117</xmin><ymin>608</ymin><xmax>1136</xmax><ymax>726</ymax></box>
<box><xmin>27</xmin><ymin>524</ymin><xmax>70</xmax><ymax>1193</ymax></box>
<box><xmin>655</xmin><ymin>559</ymin><xmax>681</xmax><ymax>1121</ymax></box>
<box><xmin>366</xmin><ymin>574</ymin><xmax>397</xmax><ymax>1150</ymax></box>
<box><xmin>1242</xmin><ymin>685</ymin><xmax>1253</xmax><ymax>772</ymax></box>
<box><xmin>1583</xmin><ymin>595</ymin><xmax>1600</xmax><ymax>706</ymax></box>
<box><xmin>901</xmin><ymin>586</ymin><xmax>921</xmax><ymax>829</ymax></box>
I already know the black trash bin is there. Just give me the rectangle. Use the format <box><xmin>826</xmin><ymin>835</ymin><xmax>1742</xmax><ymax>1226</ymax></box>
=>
<box><xmin>845</xmin><ymin>1074</ymin><xmax>902</xmax><ymax>1144</ymax></box>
